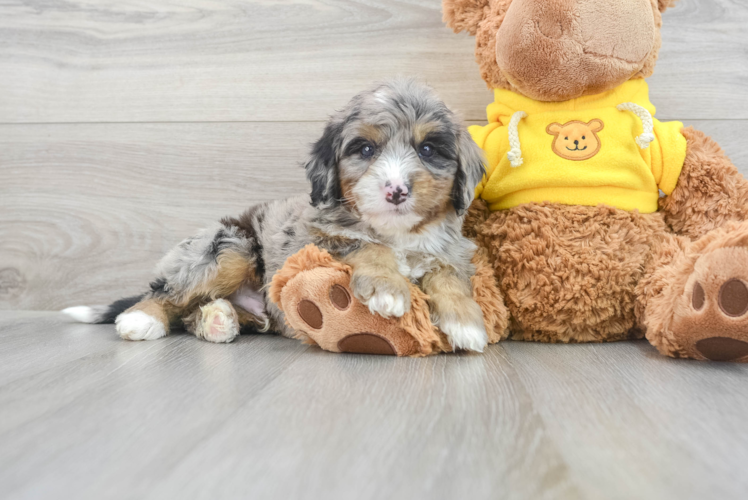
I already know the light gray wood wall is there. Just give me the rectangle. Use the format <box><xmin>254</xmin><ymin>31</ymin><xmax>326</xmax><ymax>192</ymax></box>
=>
<box><xmin>1</xmin><ymin>0</ymin><xmax>747</xmax><ymax>310</ymax></box>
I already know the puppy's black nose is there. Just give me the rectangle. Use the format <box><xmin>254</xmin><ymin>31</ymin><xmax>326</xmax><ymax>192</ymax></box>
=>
<box><xmin>386</xmin><ymin>186</ymin><xmax>408</xmax><ymax>206</ymax></box>
<box><xmin>574</xmin><ymin>139</ymin><xmax>579</xmax><ymax>145</ymax></box>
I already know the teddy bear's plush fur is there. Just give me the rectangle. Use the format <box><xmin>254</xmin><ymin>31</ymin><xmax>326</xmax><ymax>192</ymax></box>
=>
<box><xmin>446</xmin><ymin>0</ymin><xmax>748</xmax><ymax>361</ymax></box>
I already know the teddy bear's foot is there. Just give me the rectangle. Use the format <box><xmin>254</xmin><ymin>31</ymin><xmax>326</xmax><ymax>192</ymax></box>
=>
<box><xmin>280</xmin><ymin>266</ymin><xmax>424</xmax><ymax>356</ymax></box>
<box><xmin>677</xmin><ymin>248</ymin><xmax>748</xmax><ymax>361</ymax></box>
<box><xmin>647</xmin><ymin>229</ymin><xmax>748</xmax><ymax>361</ymax></box>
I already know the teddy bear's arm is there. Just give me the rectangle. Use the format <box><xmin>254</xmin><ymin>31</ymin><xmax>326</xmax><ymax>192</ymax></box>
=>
<box><xmin>659</xmin><ymin>126</ymin><xmax>748</xmax><ymax>240</ymax></box>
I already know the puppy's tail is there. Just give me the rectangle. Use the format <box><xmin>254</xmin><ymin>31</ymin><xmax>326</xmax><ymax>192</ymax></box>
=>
<box><xmin>62</xmin><ymin>295</ymin><xmax>145</xmax><ymax>324</ymax></box>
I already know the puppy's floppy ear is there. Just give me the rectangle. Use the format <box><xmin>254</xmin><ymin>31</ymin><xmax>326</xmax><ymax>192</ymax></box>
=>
<box><xmin>305</xmin><ymin>120</ymin><xmax>344</xmax><ymax>207</ymax></box>
<box><xmin>443</xmin><ymin>0</ymin><xmax>490</xmax><ymax>35</ymax></box>
<box><xmin>451</xmin><ymin>130</ymin><xmax>486</xmax><ymax>215</ymax></box>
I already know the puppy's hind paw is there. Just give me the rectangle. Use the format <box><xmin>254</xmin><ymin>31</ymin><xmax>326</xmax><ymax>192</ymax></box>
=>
<box><xmin>196</xmin><ymin>298</ymin><xmax>240</xmax><ymax>343</ymax></box>
<box><xmin>115</xmin><ymin>311</ymin><xmax>168</xmax><ymax>341</ymax></box>
<box><xmin>441</xmin><ymin>320</ymin><xmax>488</xmax><ymax>353</ymax></box>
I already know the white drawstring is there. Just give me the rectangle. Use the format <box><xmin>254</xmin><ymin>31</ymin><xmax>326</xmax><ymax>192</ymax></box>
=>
<box><xmin>506</xmin><ymin>111</ymin><xmax>527</xmax><ymax>167</ymax></box>
<box><xmin>617</xmin><ymin>102</ymin><xmax>655</xmax><ymax>149</ymax></box>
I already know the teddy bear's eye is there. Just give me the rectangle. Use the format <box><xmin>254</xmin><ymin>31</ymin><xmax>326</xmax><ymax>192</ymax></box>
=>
<box><xmin>564</xmin><ymin>137</ymin><xmax>568</xmax><ymax>140</ymax></box>
<box><xmin>582</xmin><ymin>136</ymin><xmax>586</xmax><ymax>140</ymax></box>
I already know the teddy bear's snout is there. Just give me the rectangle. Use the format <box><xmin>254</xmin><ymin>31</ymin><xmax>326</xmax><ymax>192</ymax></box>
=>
<box><xmin>496</xmin><ymin>0</ymin><xmax>656</xmax><ymax>101</ymax></box>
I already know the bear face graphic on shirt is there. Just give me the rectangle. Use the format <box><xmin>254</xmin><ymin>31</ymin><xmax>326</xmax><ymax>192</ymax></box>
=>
<box><xmin>546</xmin><ymin>120</ymin><xmax>605</xmax><ymax>161</ymax></box>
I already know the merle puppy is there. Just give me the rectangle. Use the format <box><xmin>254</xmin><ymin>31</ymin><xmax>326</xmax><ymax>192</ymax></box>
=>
<box><xmin>65</xmin><ymin>80</ymin><xmax>489</xmax><ymax>351</ymax></box>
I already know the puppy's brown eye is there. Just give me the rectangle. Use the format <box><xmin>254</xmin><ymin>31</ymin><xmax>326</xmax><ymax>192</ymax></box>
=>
<box><xmin>361</xmin><ymin>144</ymin><xmax>375</xmax><ymax>159</ymax></box>
<box><xmin>419</xmin><ymin>144</ymin><xmax>435</xmax><ymax>158</ymax></box>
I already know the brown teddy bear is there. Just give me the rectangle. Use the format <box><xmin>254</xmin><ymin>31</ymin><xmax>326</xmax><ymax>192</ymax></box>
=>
<box><xmin>271</xmin><ymin>0</ymin><xmax>748</xmax><ymax>361</ymax></box>
<box><xmin>442</xmin><ymin>0</ymin><xmax>748</xmax><ymax>361</ymax></box>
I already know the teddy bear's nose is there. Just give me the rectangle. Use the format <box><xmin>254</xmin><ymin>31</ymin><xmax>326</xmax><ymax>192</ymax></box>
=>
<box><xmin>574</xmin><ymin>140</ymin><xmax>579</xmax><ymax>146</ymax></box>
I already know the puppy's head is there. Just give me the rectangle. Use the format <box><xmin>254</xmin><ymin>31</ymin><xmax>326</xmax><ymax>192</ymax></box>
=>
<box><xmin>304</xmin><ymin>79</ymin><xmax>485</xmax><ymax>234</ymax></box>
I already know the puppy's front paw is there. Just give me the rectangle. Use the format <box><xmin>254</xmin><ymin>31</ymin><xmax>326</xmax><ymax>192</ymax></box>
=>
<box><xmin>440</xmin><ymin>319</ymin><xmax>488</xmax><ymax>353</ymax></box>
<box><xmin>367</xmin><ymin>289</ymin><xmax>410</xmax><ymax>319</ymax></box>
<box><xmin>351</xmin><ymin>273</ymin><xmax>411</xmax><ymax>319</ymax></box>
<box><xmin>434</xmin><ymin>297</ymin><xmax>488</xmax><ymax>352</ymax></box>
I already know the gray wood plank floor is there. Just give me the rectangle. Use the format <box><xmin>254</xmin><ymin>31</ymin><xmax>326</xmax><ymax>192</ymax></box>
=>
<box><xmin>1</xmin><ymin>311</ymin><xmax>748</xmax><ymax>500</ymax></box>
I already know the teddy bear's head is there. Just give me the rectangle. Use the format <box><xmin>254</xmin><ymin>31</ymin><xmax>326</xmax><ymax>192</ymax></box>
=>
<box><xmin>444</xmin><ymin>0</ymin><xmax>677</xmax><ymax>102</ymax></box>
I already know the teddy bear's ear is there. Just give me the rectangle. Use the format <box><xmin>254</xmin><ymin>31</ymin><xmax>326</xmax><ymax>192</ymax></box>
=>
<box><xmin>442</xmin><ymin>0</ymin><xmax>490</xmax><ymax>35</ymax></box>
<box><xmin>588</xmin><ymin>119</ymin><xmax>605</xmax><ymax>133</ymax></box>
<box><xmin>546</xmin><ymin>123</ymin><xmax>562</xmax><ymax>136</ymax></box>
<box><xmin>657</xmin><ymin>0</ymin><xmax>678</xmax><ymax>13</ymax></box>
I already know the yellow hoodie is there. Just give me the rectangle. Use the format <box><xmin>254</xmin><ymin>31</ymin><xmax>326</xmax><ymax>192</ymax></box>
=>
<box><xmin>470</xmin><ymin>79</ymin><xmax>687</xmax><ymax>213</ymax></box>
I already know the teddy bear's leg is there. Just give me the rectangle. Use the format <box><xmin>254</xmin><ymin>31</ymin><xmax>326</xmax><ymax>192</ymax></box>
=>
<box><xmin>280</xmin><ymin>266</ymin><xmax>429</xmax><ymax>356</ymax></box>
<box><xmin>476</xmin><ymin>204</ymin><xmax>660</xmax><ymax>343</ymax></box>
<box><xmin>660</xmin><ymin>126</ymin><xmax>748</xmax><ymax>240</ymax></box>
<box><xmin>638</xmin><ymin>222</ymin><xmax>748</xmax><ymax>361</ymax></box>
<box><xmin>183</xmin><ymin>298</ymin><xmax>241</xmax><ymax>344</ymax></box>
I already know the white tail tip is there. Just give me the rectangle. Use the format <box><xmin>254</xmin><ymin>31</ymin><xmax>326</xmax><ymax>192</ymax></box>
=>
<box><xmin>62</xmin><ymin>306</ymin><xmax>104</xmax><ymax>323</ymax></box>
